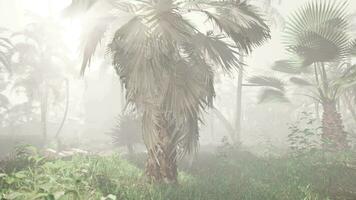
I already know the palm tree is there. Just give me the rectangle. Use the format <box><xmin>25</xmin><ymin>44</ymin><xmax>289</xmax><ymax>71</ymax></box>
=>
<box><xmin>108</xmin><ymin>114</ymin><xmax>142</xmax><ymax>155</ymax></box>
<box><xmin>251</xmin><ymin>1</ymin><xmax>356</xmax><ymax>150</ymax></box>
<box><xmin>70</xmin><ymin>0</ymin><xmax>270</xmax><ymax>183</ymax></box>
<box><xmin>11</xmin><ymin>20</ymin><xmax>70</xmax><ymax>144</ymax></box>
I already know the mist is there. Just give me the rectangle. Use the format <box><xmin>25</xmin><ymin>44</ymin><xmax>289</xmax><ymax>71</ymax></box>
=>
<box><xmin>1</xmin><ymin>0</ymin><xmax>356</xmax><ymax>199</ymax></box>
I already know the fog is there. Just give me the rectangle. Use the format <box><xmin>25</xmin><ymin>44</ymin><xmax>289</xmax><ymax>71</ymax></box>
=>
<box><xmin>1</xmin><ymin>0</ymin><xmax>356</xmax><ymax>199</ymax></box>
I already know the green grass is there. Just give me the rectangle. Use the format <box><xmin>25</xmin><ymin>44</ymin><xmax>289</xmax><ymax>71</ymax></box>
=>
<box><xmin>1</xmin><ymin>148</ymin><xmax>356</xmax><ymax>200</ymax></box>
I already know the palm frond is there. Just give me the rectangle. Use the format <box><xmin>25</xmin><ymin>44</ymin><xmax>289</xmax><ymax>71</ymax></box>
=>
<box><xmin>290</xmin><ymin>77</ymin><xmax>313</xmax><ymax>86</ymax></box>
<box><xmin>80</xmin><ymin>16</ymin><xmax>116</xmax><ymax>75</ymax></box>
<box><xmin>248</xmin><ymin>75</ymin><xmax>285</xmax><ymax>91</ymax></box>
<box><xmin>192</xmin><ymin>33</ymin><xmax>240</xmax><ymax>72</ymax></box>
<box><xmin>108</xmin><ymin>114</ymin><xmax>142</xmax><ymax>146</ymax></box>
<box><xmin>271</xmin><ymin>59</ymin><xmax>311</xmax><ymax>74</ymax></box>
<box><xmin>258</xmin><ymin>88</ymin><xmax>289</xmax><ymax>104</ymax></box>
<box><xmin>284</xmin><ymin>0</ymin><xmax>352</xmax><ymax>65</ymax></box>
<box><xmin>183</xmin><ymin>0</ymin><xmax>270</xmax><ymax>53</ymax></box>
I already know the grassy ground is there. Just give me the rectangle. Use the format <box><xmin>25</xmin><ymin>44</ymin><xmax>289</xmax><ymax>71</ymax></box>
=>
<box><xmin>1</xmin><ymin>147</ymin><xmax>356</xmax><ymax>200</ymax></box>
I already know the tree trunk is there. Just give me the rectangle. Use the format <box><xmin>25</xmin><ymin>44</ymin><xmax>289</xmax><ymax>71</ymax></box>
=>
<box><xmin>55</xmin><ymin>79</ymin><xmax>69</xmax><ymax>152</ymax></box>
<box><xmin>321</xmin><ymin>100</ymin><xmax>348</xmax><ymax>150</ymax></box>
<box><xmin>209</xmin><ymin>113</ymin><xmax>215</xmax><ymax>143</ymax></box>
<box><xmin>41</xmin><ymin>84</ymin><xmax>49</xmax><ymax>143</ymax></box>
<box><xmin>212</xmin><ymin>108</ymin><xmax>235</xmax><ymax>143</ymax></box>
<box><xmin>127</xmin><ymin>144</ymin><xmax>134</xmax><ymax>155</ymax></box>
<box><xmin>234</xmin><ymin>68</ymin><xmax>243</xmax><ymax>145</ymax></box>
<box><xmin>145</xmin><ymin>121</ymin><xmax>178</xmax><ymax>184</ymax></box>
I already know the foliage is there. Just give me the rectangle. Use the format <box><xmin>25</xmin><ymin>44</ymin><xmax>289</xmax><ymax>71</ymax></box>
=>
<box><xmin>0</xmin><ymin>28</ymin><xmax>12</xmax><ymax>72</ymax></box>
<box><xmin>1</xmin><ymin>146</ymin><xmax>356</xmax><ymax>200</ymax></box>
<box><xmin>252</xmin><ymin>0</ymin><xmax>356</xmax><ymax>104</ymax></box>
<box><xmin>287</xmin><ymin>111</ymin><xmax>321</xmax><ymax>154</ymax></box>
<box><xmin>0</xmin><ymin>28</ymin><xmax>12</xmax><ymax>124</ymax></box>
<box><xmin>107</xmin><ymin>114</ymin><xmax>142</xmax><ymax>153</ymax></box>
<box><xmin>1</xmin><ymin>148</ymin><xmax>142</xmax><ymax>200</ymax></box>
<box><xmin>247</xmin><ymin>75</ymin><xmax>289</xmax><ymax>103</ymax></box>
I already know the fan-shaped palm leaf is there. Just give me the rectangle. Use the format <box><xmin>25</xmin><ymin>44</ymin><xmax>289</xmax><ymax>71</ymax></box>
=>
<box><xmin>284</xmin><ymin>1</ymin><xmax>351</xmax><ymax>66</ymax></box>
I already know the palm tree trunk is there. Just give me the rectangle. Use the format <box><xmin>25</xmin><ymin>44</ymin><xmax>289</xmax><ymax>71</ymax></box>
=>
<box><xmin>234</xmin><ymin>68</ymin><xmax>243</xmax><ymax>145</ymax></box>
<box><xmin>55</xmin><ymin>79</ymin><xmax>69</xmax><ymax>151</ymax></box>
<box><xmin>145</xmin><ymin>118</ymin><xmax>177</xmax><ymax>184</ymax></box>
<box><xmin>321</xmin><ymin>100</ymin><xmax>348</xmax><ymax>150</ymax></box>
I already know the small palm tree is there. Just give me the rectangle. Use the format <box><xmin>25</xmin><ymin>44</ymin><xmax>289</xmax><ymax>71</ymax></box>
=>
<box><xmin>108</xmin><ymin>114</ymin><xmax>142</xmax><ymax>154</ymax></box>
<box><xmin>251</xmin><ymin>1</ymin><xmax>356</xmax><ymax>150</ymax></box>
<box><xmin>69</xmin><ymin>0</ymin><xmax>270</xmax><ymax>183</ymax></box>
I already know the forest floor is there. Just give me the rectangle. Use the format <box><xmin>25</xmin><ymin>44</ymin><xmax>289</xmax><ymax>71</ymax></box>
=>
<box><xmin>1</xmin><ymin>146</ymin><xmax>356</xmax><ymax>200</ymax></box>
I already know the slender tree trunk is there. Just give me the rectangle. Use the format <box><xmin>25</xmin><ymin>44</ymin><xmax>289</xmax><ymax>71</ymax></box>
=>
<box><xmin>55</xmin><ymin>79</ymin><xmax>69</xmax><ymax>151</ymax></box>
<box><xmin>212</xmin><ymin>108</ymin><xmax>235</xmax><ymax>143</ymax></box>
<box><xmin>41</xmin><ymin>84</ymin><xmax>49</xmax><ymax>143</ymax></box>
<box><xmin>127</xmin><ymin>144</ymin><xmax>134</xmax><ymax>155</ymax></box>
<box><xmin>145</xmin><ymin>118</ymin><xmax>177</xmax><ymax>184</ymax></box>
<box><xmin>234</xmin><ymin>68</ymin><xmax>243</xmax><ymax>145</ymax></box>
<box><xmin>209</xmin><ymin>113</ymin><xmax>215</xmax><ymax>143</ymax></box>
<box><xmin>321</xmin><ymin>99</ymin><xmax>348</xmax><ymax>150</ymax></box>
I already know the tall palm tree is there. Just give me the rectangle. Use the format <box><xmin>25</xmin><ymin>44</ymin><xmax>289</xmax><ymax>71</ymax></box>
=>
<box><xmin>251</xmin><ymin>1</ymin><xmax>356</xmax><ymax>150</ymax></box>
<box><xmin>70</xmin><ymin>0</ymin><xmax>270</xmax><ymax>183</ymax></box>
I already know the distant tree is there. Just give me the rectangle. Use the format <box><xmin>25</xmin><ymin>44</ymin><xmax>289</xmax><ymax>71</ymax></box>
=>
<box><xmin>68</xmin><ymin>0</ymin><xmax>270</xmax><ymax>183</ymax></box>
<box><xmin>250</xmin><ymin>1</ymin><xmax>356</xmax><ymax>150</ymax></box>
<box><xmin>10</xmin><ymin>19</ymin><xmax>70</xmax><ymax>143</ymax></box>
<box><xmin>0</xmin><ymin>28</ymin><xmax>12</xmax><ymax>127</ymax></box>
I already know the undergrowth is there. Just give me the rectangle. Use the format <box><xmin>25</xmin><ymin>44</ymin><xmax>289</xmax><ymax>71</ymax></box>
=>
<box><xmin>1</xmin><ymin>146</ymin><xmax>356</xmax><ymax>200</ymax></box>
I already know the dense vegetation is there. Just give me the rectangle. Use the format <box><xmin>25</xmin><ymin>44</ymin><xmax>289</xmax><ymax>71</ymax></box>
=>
<box><xmin>1</xmin><ymin>0</ymin><xmax>356</xmax><ymax>199</ymax></box>
<box><xmin>1</xmin><ymin>146</ymin><xmax>356</xmax><ymax>200</ymax></box>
